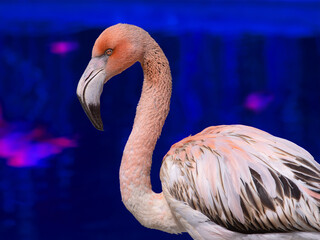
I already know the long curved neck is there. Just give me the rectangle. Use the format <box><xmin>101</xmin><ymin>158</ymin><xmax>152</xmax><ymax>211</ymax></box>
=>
<box><xmin>119</xmin><ymin>41</ymin><xmax>182</xmax><ymax>233</ymax></box>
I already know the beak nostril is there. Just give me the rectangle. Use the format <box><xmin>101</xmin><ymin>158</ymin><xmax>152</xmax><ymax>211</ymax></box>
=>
<box><xmin>84</xmin><ymin>69</ymin><xmax>104</xmax><ymax>83</ymax></box>
<box><xmin>84</xmin><ymin>70</ymin><xmax>94</xmax><ymax>83</ymax></box>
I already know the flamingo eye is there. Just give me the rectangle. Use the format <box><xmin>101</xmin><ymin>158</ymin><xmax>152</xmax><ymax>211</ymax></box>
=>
<box><xmin>105</xmin><ymin>48</ymin><xmax>113</xmax><ymax>56</ymax></box>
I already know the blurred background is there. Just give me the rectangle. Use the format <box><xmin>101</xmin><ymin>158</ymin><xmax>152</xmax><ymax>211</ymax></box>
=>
<box><xmin>0</xmin><ymin>0</ymin><xmax>320</xmax><ymax>239</ymax></box>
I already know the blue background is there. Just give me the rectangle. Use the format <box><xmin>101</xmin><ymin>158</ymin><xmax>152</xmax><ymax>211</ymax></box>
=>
<box><xmin>0</xmin><ymin>1</ymin><xmax>320</xmax><ymax>239</ymax></box>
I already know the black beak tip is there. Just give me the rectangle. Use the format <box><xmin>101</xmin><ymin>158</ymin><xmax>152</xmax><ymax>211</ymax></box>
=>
<box><xmin>94</xmin><ymin>123</ymin><xmax>104</xmax><ymax>131</ymax></box>
<box><xmin>78</xmin><ymin>99</ymin><xmax>105</xmax><ymax>132</ymax></box>
<box><xmin>88</xmin><ymin>104</ymin><xmax>104</xmax><ymax>130</ymax></box>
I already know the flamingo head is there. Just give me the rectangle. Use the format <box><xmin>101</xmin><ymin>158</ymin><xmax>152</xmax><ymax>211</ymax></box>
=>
<box><xmin>77</xmin><ymin>24</ymin><xmax>147</xmax><ymax>131</ymax></box>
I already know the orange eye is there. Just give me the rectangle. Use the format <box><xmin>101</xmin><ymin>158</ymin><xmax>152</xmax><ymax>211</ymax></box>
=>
<box><xmin>105</xmin><ymin>48</ymin><xmax>113</xmax><ymax>56</ymax></box>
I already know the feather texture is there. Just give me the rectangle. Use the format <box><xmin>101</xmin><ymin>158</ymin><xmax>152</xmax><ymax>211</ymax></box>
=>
<box><xmin>161</xmin><ymin>125</ymin><xmax>320</xmax><ymax>239</ymax></box>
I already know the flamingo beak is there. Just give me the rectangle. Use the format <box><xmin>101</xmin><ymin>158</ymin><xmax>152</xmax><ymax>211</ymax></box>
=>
<box><xmin>77</xmin><ymin>55</ymin><xmax>108</xmax><ymax>131</ymax></box>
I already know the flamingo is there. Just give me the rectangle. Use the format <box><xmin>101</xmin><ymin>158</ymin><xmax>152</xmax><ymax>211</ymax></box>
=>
<box><xmin>76</xmin><ymin>24</ymin><xmax>320</xmax><ymax>240</ymax></box>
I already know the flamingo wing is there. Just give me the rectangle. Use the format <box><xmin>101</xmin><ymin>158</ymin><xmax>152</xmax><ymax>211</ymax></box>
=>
<box><xmin>160</xmin><ymin>125</ymin><xmax>320</xmax><ymax>238</ymax></box>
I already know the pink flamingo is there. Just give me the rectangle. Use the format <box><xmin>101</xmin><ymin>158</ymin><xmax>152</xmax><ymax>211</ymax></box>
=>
<box><xmin>77</xmin><ymin>24</ymin><xmax>320</xmax><ymax>240</ymax></box>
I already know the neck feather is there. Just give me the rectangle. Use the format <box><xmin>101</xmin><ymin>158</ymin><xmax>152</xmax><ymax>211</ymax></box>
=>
<box><xmin>119</xmin><ymin>41</ymin><xmax>182</xmax><ymax>233</ymax></box>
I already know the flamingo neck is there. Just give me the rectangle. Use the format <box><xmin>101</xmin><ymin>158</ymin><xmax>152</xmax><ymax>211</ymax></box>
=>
<box><xmin>119</xmin><ymin>42</ymin><xmax>182</xmax><ymax>233</ymax></box>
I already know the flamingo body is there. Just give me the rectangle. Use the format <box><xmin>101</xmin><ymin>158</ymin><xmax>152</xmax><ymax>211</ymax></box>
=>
<box><xmin>76</xmin><ymin>24</ymin><xmax>320</xmax><ymax>239</ymax></box>
<box><xmin>161</xmin><ymin>125</ymin><xmax>320</xmax><ymax>239</ymax></box>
